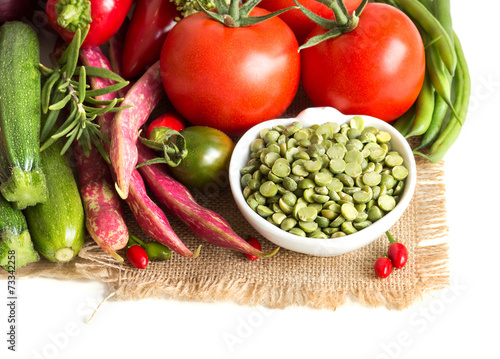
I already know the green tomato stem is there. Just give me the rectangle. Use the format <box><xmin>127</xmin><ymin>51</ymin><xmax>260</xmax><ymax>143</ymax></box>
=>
<box><xmin>228</xmin><ymin>0</ymin><xmax>239</xmax><ymax>20</ymax></box>
<box><xmin>329</xmin><ymin>0</ymin><xmax>349</xmax><ymax>26</ymax></box>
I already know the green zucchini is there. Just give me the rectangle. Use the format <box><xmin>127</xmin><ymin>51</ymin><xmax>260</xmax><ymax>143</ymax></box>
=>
<box><xmin>24</xmin><ymin>139</ymin><xmax>85</xmax><ymax>262</ymax></box>
<box><xmin>0</xmin><ymin>21</ymin><xmax>47</xmax><ymax>209</ymax></box>
<box><xmin>0</xmin><ymin>192</ymin><xmax>39</xmax><ymax>272</ymax></box>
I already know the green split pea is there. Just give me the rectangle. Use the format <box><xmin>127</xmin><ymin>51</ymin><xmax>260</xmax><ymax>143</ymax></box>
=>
<box><xmin>240</xmin><ymin>116</ymin><xmax>409</xmax><ymax>239</ymax></box>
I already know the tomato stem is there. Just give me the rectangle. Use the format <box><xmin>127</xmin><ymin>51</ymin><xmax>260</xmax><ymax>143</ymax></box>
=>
<box><xmin>137</xmin><ymin>127</ymin><xmax>188</xmax><ymax>168</ymax></box>
<box><xmin>328</xmin><ymin>0</ymin><xmax>350</xmax><ymax>26</ymax></box>
<box><xmin>296</xmin><ymin>0</ymin><xmax>369</xmax><ymax>50</ymax></box>
<box><xmin>195</xmin><ymin>0</ymin><xmax>297</xmax><ymax>28</ymax></box>
<box><xmin>228</xmin><ymin>0</ymin><xmax>240</xmax><ymax>20</ymax></box>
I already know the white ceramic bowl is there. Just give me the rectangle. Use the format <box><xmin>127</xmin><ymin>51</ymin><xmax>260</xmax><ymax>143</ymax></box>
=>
<box><xmin>229</xmin><ymin>107</ymin><xmax>417</xmax><ymax>257</ymax></box>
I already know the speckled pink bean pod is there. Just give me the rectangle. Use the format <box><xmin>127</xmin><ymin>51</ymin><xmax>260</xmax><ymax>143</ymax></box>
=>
<box><xmin>109</xmin><ymin>61</ymin><xmax>164</xmax><ymax>200</ymax></box>
<box><xmin>74</xmin><ymin>141</ymin><xmax>128</xmax><ymax>261</ymax></box>
<box><xmin>128</xmin><ymin>169</ymin><xmax>201</xmax><ymax>258</ymax></box>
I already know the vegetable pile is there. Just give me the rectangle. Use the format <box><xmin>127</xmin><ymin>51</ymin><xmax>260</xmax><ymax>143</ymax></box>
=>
<box><xmin>0</xmin><ymin>0</ymin><xmax>469</xmax><ymax>277</ymax></box>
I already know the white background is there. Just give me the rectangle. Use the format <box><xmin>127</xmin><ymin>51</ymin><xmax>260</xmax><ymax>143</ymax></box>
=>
<box><xmin>2</xmin><ymin>1</ymin><xmax>500</xmax><ymax>358</ymax></box>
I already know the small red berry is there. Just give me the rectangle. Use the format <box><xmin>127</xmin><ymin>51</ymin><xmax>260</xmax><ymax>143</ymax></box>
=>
<box><xmin>388</xmin><ymin>242</ymin><xmax>408</xmax><ymax>269</ymax></box>
<box><xmin>245</xmin><ymin>237</ymin><xmax>261</xmax><ymax>261</ymax></box>
<box><xmin>126</xmin><ymin>245</ymin><xmax>149</xmax><ymax>269</ymax></box>
<box><xmin>374</xmin><ymin>257</ymin><xmax>393</xmax><ymax>278</ymax></box>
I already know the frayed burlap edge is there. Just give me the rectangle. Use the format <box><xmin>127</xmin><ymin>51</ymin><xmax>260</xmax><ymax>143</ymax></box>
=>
<box><xmin>74</xmin><ymin>157</ymin><xmax>449</xmax><ymax>311</ymax></box>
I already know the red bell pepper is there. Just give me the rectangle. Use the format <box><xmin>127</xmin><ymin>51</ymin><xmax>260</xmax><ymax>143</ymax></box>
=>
<box><xmin>46</xmin><ymin>0</ymin><xmax>133</xmax><ymax>48</ymax></box>
<box><xmin>121</xmin><ymin>0</ymin><xmax>180</xmax><ymax>79</ymax></box>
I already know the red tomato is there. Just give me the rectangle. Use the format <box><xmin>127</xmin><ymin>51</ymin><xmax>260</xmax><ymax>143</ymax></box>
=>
<box><xmin>46</xmin><ymin>0</ymin><xmax>133</xmax><ymax>48</ymax></box>
<box><xmin>122</xmin><ymin>0</ymin><xmax>180</xmax><ymax>79</ymax></box>
<box><xmin>146</xmin><ymin>112</ymin><xmax>186</xmax><ymax>138</ymax></box>
<box><xmin>300</xmin><ymin>3</ymin><xmax>425</xmax><ymax>122</ymax></box>
<box><xmin>160</xmin><ymin>7</ymin><xmax>300</xmax><ymax>136</ymax></box>
<box><xmin>257</xmin><ymin>0</ymin><xmax>362</xmax><ymax>44</ymax></box>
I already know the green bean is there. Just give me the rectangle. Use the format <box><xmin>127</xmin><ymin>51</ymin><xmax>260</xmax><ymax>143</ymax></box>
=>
<box><xmin>415</xmin><ymin>32</ymin><xmax>470</xmax><ymax>163</ymax></box>
<box><xmin>422</xmin><ymin>31</ymin><xmax>459</xmax><ymax>123</ymax></box>
<box><xmin>394</xmin><ymin>0</ymin><xmax>456</xmax><ymax>75</ymax></box>
<box><xmin>405</xmin><ymin>73</ymin><xmax>435</xmax><ymax>138</ymax></box>
<box><xmin>375</xmin><ymin>0</ymin><xmax>399</xmax><ymax>8</ymax></box>
<box><xmin>417</xmin><ymin>0</ymin><xmax>433</xmax><ymax>12</ymax></box>
<box><xmin>433</xmin><ymin>0</ymin><xmax>453</xmax><ymax>46</ymax></box>
<box><xmin>391</xmin><ymin>104</ymin><xmax>416</xmax><ymax>137</ymax></box>
<box><xmin>415</xmin><ymin>94</ymin><xmax>447</xmax><ymax>152</ymax></box>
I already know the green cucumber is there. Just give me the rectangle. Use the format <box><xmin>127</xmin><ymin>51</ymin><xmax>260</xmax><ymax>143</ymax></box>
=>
<box><xmin>24</xmin><ymin>139</ymin><xmax>85</xmax><ymax>263</ymax></box>
<box><xmin>0</xmin><ymin>21</ymin><xmax>47</xmax><ymax>209</ymax></box>
<box><xmin>0</xmin><ymin>192</ymin><xmax>39</xmax><ymax>272</ymax></box>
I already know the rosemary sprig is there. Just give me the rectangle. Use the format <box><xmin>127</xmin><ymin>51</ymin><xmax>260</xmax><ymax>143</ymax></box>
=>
<box><xmin>39</xmin><ymin>26</ymin><xmax>131</xmax><ymax>161</ymax></box>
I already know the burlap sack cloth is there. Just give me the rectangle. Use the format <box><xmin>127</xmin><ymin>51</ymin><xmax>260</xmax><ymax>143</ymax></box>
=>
<box><xmin>1</xmin><ymin>88</ymin><xmax>450</xmax><ymax>310</ymax></box>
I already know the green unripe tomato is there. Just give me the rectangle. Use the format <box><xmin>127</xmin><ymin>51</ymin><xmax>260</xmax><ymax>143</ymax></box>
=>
<box><xmin>169</xmin><ymin>126</ymin><xmax>235</xmax><ymax>190</ymax></box>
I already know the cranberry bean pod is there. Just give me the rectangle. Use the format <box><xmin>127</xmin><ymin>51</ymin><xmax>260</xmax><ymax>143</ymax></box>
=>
<box><xmin>127</xmin><ymin>169</ymin><xmax>201</xmax><ymax>258</ymax></box>
<box><xmin>74</xmin><ymin>141</ymin><xmax>128</xmax><ymax>261</ymax></box>
<box><xmin>109</xmin><ymin>61</ymin><xmax>164</xmax><ymax>199</ymax></box>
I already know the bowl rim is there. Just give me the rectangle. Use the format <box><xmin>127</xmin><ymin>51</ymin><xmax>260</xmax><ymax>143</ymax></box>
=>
<box><xmin>229</xmin><ymin>107</ymin><xmax>417</xmax><ymax>256</ymax></box>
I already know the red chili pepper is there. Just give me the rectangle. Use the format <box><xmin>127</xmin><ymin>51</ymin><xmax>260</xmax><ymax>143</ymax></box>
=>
<box><xmin>374</xmin><ymin>231</ymin><xmax>409</xmax><ymax>278</ymax></box>
<box><xmin>126</xmin><ymin>245</ymin><xmax>149</xmax><ymax>269</ymax></box>
<box><xmin>386</xmin><ymin>232</ymin><xmax>408</xmax><ymax>269</ymax></box>
<box><xmin>121</xmin><ymin>0</ymin><xmax>180</xmax><ymax>78</ymax></box>
<box><xmin>245</xmin><ymin>237</ymin><xmax>262</xmax><ymax>261</ymax></box>
<box><xmin>374</xmin><ymin>257</ymin><xmax>393</xmax><ymax>279</ymax></box>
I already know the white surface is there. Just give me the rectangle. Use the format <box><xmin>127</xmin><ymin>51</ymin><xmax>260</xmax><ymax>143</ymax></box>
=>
<box><xmin>2</xmin><ymin>2</ymin><xmax>500</xmax><ymax>358</ymax></box>
<box><xmin>229</xmin><ymin>107</ymin><xmax>417</xmax><ymax>256</ymax></box>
